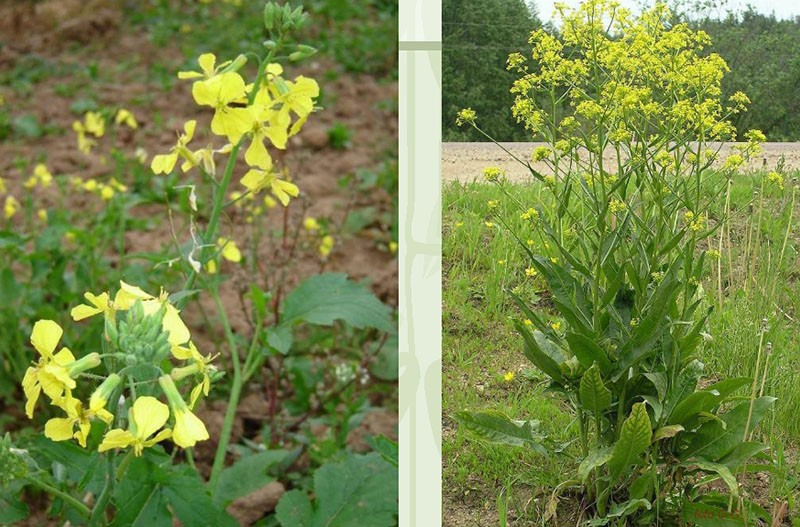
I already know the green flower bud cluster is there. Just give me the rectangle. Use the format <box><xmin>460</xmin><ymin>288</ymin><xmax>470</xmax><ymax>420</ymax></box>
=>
<box><xmin>0</xmin><ymin>434</ymin><xmax>30</xmax><ymax>487</ymax></box>
<box><xmin>114</xmin><ymin>301</ymin><xmax>171</xmax><ymax>370</ymax></box>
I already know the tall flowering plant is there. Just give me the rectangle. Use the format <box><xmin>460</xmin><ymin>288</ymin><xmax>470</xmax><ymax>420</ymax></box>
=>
<box><xmin>455</xmin><ymin>1</ymin><xmax>775</xmax><ymax>524</ymax></box>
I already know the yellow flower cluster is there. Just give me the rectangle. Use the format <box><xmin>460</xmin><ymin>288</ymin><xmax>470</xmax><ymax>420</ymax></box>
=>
<box><xmin>229</xmin><ymin>189</ymin><xmax>278</xmax><ymax>223</ymax></box>
<box><xmin>21</xmin><ymin>281</ymin><xmax>217</xmax><ymax>455</ymax></box>
<box><xmin>73</xmin><ymin>111</ymin><xmax>105</xmax><ymax>154</ymax></box>
<box><xmin>511</xmin><ymin>0</ymin><xmax>747</xmax><ymax>145</ymax></box>
<box><xmin>24</xmin><ymin>164</ymin><xmax>53</xmax><ymax>189</ymax></box>
<box><xmin>68</xmin><ymin>176</ymin><xmax>128</xmax><ymax>201</ymax></box>
<box><xmin>152</xmin><ymin>53</ymin><xmax>319</xmax><ymax>208</ymax></box>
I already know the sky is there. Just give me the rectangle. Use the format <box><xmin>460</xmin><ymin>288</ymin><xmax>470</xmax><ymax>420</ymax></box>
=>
<box><xmin>534</xmin><ymin>0</ymin><xmax>800</xmax><ymax>24</ymax></box>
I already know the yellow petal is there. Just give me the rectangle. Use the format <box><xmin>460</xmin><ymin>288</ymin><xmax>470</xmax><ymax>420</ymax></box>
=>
<box><xmin>22</xmin><ymin>368</ymin><xmax>41</xmax><ymax>418</ymax></box>
<box><xmin>183</xmin><ymin>120</ymin><xmax>197</xmax><ymax>142</ymax></box>
<box><xmin>163</xmin><ymin>305</ymin><xmax>190</xmax><ymax>346</ymax></box>
<box><xmin>218</xmin><ymin>238</ymin><xmax>242</xmax><ymax>263</ymax></box>
<box><xmin>131</xmin><ymin>396</ymin><xmax>170</xmax><ymax>441</ymax></box>
<box><xmin>45</xmin><ymin>417</ymin><xmax>76</xmax><ymax>442</ymax></box>
<box><xmin>241</xmin><ymin>169</ymin><xmax>268</xmax><ymax>193</ymax></box>
<box><xmin>178</xmin><ymin>70</ymin><xmax>204</xmax><ymax>80</ymax></box>
<box><xmin>244</xmin><ymin>135</ymin><xmax>273</xmax><ymax>170</ymax></box>
<box><xmin>211</xmin><ymin>107</ymin><xmax>252</xmax><ymax>143</ymax></box>
<box><xmin>172</xmin><ymin>407</ymin><xmax>209</xmax><ymax>448</ymax></box>
<box><xmin>198</xmin><ymin>53</ymin><xmax>216</xmax><ymax>77</ymax></box>
<box><xmin>98</xmin><ymin>429</ymin><xmax>136</xmax><ymax>452</ymax></box>
<box><xmin>31</xmin><ymin>320</ymin><xmax>63</xmax><ymax>358</ymax></box>
<box><xmin>151</xmin><ymin>153</ymin><xmax>178</xmax><ymax>175</ymax></box>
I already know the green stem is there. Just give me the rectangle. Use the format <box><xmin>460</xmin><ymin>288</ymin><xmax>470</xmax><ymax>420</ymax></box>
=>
<box><xmin>24</xmin><ymin>476</ymin><xmax>91</xmax><ymax>519</ymax></box>
<box><xmin>208</xmin><ymin>287</ymin><xmax>243</xmax><ymax>492</ymax></box>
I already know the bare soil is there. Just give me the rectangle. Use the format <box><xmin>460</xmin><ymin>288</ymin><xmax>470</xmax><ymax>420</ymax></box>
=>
<box><xmin>442</xmin><ymin>142</ymin><xmax>800</xmax><ymax>184</ymax></box>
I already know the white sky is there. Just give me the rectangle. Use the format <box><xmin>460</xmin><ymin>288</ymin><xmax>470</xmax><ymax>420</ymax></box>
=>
<box><xmin>535</xmin><ymin>0</ymin><xmax>800</xmax><ymax>24</ymax></box>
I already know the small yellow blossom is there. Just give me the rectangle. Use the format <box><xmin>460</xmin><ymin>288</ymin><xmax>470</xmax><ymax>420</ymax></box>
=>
<box><xmin>115</xmin><ymin>109</ymin><xmax>138</xmax><ymax>129</ymax></box>
<box><xmin>520</xmin><ymin>208</ymin><xmax>539</xmax><ymax>221</ymax></box>
<box><xmin>241</xmin><ymin>168</ymin><xmax>299</xmax><ymax>206</ymax></box>
<box><xmin>4</xmin><ymin>196</ymin><xmax>20</xmax><ymax>219</ymax></box>
<box><xmin>766</xmin><ymin>171</ymin><xmax>784</xmax><ymax>190</ymax></box>
<box><xmin>487</xmin><ymin>200</ymin><xmax>499</xmax><ymax>209</ymax></box>
<box><xmin>98</xmin><ymin>396</ymin><xmax>172</xmax><ymax>456</ymax></box>
<box><xmin>455</xmin><ymin>221</ymin><xmax>464</xmax><ymax>228</ymax></box>
<box><xmin>389</xmin><ymin>241</ymin><xmax>398</xmax><ymax>254</ymax></box>
<box><xmin>525</xmin><ymin>267</ymin><xmax>538</xmax><ymax>277</ymax></box>
<box><xmin>37</xmin><ymin>209</ymin><xmax>47</xmax><ymax>223</ymax></box>
<box><xmin>532</xmin><ymin>146</ymin><xmax>551</xmax><ymax>161</ymax></box>
<box><xmin>609</xmin><ymin>199</ymin><xmax>626</xmax><ymax>214</ymax></box>
<box><xmin>319</xmin><ymin>235</ymin><xmax>335</xmax><ymax>258</ymax></box>
<box><xmin>456</xmin><ymin>108</ymin><xmax>476</xmax><ymax>126</ymax></box>
<box><xmin>497</xmin><ymin>259</ymin><xmax>506</xmax><ymax>266</ymax></box>
<box><xmin>503</xmin><ymin>371</ymin><xmax>515</xmax><ymax>382</ymax></box>
<box><xmin>523</xmin><ymin>319</ymin><xmax>533</xmax><ymax>327</ymax></box>
<box><xmin>483</xmin><ymin>167</ymin><xmax>502</xmax><ymax>182</ymax></box>
<box><xmin>550</xmin><ymin>321</ymin><xmax>562</xmax><ymax>332</ymax></box>
<box><xmin>304</xmin><ymin>217</ymin><xmax>320</xmax><ymax>231</ymax></box>
<box><xmin>484</xmin><ymin>221</ymin><xmax>494</xmax><ymax>228</ymax></box>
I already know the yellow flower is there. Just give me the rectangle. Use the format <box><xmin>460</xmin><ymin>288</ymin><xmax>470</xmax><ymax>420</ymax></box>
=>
<box><xmin>503</xmin><ymin>371</ymin><xmax>515</xmax><ymax>382</ymax></box>
<box><xmin>389</xmin><ymin>241</ymin><xmax>398</xmax><ymax>254</ymax></box>
<box><xmin>37</xmin><ymin>209</ymin><xmax>47</xmax><ymax>222</ymax></box>
<box><xmin>0</xmin><ymin>177</ymin><xmax>6</xmax><ymax>194</ymax></box>
<box><xmin>550</xmin><ymin>321</ymin><xmax>562</xmax><ymax>332</ymax></box>
<box><xmin>21</xmin><ymin>320</ymin><xmax>101</xmax><ymax>418</ymax></box>
<box><xmin>483</xmin><ymin>167</ymin><xmax>502</xmax><ymax>182</ymax></box>
<box><xmin>98</xmin><ymin>396</ymin><xmax>173</xmax><ymax>456</ymax></box>
<box><xmin>455</xmin><ymin>221</ymin><xmax>464</xmax><ymax>228</ymax></box>
<box><xmin>609</xmin><ymin>199</ymin><xmax>626</xmax><ymax>214</ymax></box>
<box><xmin>304</xmin><ymin>217</ymin><xmax>320</xmax><ymax>231</ymax></box>
<box><xmin>319</xmin><ymin>235</ymin><xmax>335</xmax><ymax>258</ymax></box>
<box><xmin>523</xmin><ymin>319</ymin><xmax>533</xmax><ymax>326</ymax></box>
<box><xmin>84</xmin><ymin>112</ymin><xmax>105</xmax><ymax>137</ymax></box>
<box><xmin>4</xmin><ymin>196</ymin><xmax>19</xmax><ymax>219</ymax></box>
<box><xmin>71</xmin><ymin>291</ymin><xmax>114</xmax><ymax>321</ymax></box>
<box><xmin>100</xmin><ymin>185</ymin><xmax>115</xmax><ymax>201</ymax></box>
<box><xmin>178</xmin><ymin>52</ymin><xmax>241</xmax><ymax>80</ymax></box>
<box><xmin>89</xmin><ymin>374</ymin><xmax>121</xmax><ymax>425</ymax></box>
<box><xmin>151</xmin><ymin>120</ymin><xmax>197</xmax><ymax>175</ymax></box>
<box><xmin>192</xmin><ymin>72</ymin><xmax>251</xmax><ymax>142</ymax></box>
<box><xmin>170</xmin><ymin>343</ymin><xmax>216</xmax><ymax>409</ymax></box>
<box><xmin>455</xmin><ymin>108</ymin><xmax>476</xmax><ymax>126</ymax></box>
<box><xmin>217</xmin><ymin>237</ymin><xmax>242</xmax><ymax>262</ymax></box>
<box><xmin>45</xmin><ymin>396</ymin><xmax>93</xmax><ymax>448</ymax></box>
<box><xmin>766</xmin><ymin>171</ymin><xmax>784</xmax><ymax>190</ymax></box>
<box><xmin>484</xmin><ymin>221</ymin><xmax>494</xmax><ymax>228</ymax></box>
<box><xmin>525</xmin><ymin>267</ymin><xmax>538</xmax><ymax>277</ymax></box>
<box><xmin>114</xmin><ymin>109</ymin><xmax>138</xmax><ymax>129</ymax></box>
<box><xmin>241</xmin><ymin>168</ymin><xmax>299</xmax><ymax>206</ymax></box>
<box><xmin>159</xmin><ymin>375</ymin><xmax>209</xmax><ymax>448</ymax></box>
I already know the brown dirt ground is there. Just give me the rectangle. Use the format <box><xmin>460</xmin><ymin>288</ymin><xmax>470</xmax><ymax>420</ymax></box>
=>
<box><xmin>442</xmin><ymin>142</ymin><xmax>800</xmax><ymax>184</ymax></box>
<box><xmin>0</xmin><ymin>1</ymin><xmax>397</xmax><ymax>525</ymax></box>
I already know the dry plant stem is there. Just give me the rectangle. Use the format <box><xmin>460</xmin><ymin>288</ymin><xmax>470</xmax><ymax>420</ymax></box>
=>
<box><xmin>743</xmin><ymin>327</ymin><xmax>767</xmax><ymax>443</ymax></box>
<box><xmin>749</xmin><ymin>180</ymin><xmax>766</xmax><ymax>289</ymax></box>
<box><xmin>759</xmin><ymin>342</ymin><xmax>772</xmax><ymax>398</ymax></box>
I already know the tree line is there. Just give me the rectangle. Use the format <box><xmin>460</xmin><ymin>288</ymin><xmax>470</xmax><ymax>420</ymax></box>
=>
<box><xmin>443</xmin><ymin>0</ymin><xmax>800</xmax><ymax>142</ymax></box>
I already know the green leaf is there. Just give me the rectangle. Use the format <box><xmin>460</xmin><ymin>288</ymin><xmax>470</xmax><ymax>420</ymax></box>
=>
<box><xmin>566</xmin><ymin>332</ymin><xmax>611</xmax><ymax>373</ymax></box>
<box><xmin>579</xmin><ymin>364</ymin><xmax>611</xmax><ymax>417</ymax></box>
<box><xmin>281</xmin><ymin>273</ymin><xmax>393</xmax><ymax>331</ymax></box>
<box><xmin>266</xmin><ymin>325</ymin><xmax>294</xmax><ymax>355</ymax></box>
<box><xmin>688</xmin><ymin>459</ymin><xmax>739</xmax><ymax>497</ymax></box>
<box><xmin>668</xmin><ymin>377</ymin><xmax>750</xmax><ymax>426</ymax></box>
<box><xmin>608</xmin><ymin>403</ymin><xmax>652</xmax><ymax>481</ymax></box>
<box><xmin>453</xmin><ymin>411</ymin><xmax>548</xmax><ymax>454</ymax></box>
<box><xmin>0</xmin><ymin>494</ymin><xmax>28</xmax><ymax>523</ymax></box>
<box><xmin>369</xmin><ymin>331</ymin><xmax>398</xmax><ymax>381</ymax></box>
<box><xmin>214</xmin><ymin>450</ymin><xmax>287</xmax><ymax>506</ymax></box>
<box><xmin>276</xmin><ymin>453</ymin><xmax>397</xmax><ymax>527</ymax></box>
<box><xmin>653</xmin><ymin>425</ymin><xmax>684</xmax><ymax>442</ymax></box>
<box><xmin>717</xmin><ymin>442</ymin><xmax>770</xmax><ymax>470</ymax></box>
<box><xmin>643</xmin><ymin>372</ymin><xmax>667</xmax><ymax>402</ymax></box>
<box><xmin>663</xmin><ymin>360</ymin><xmax>704</xmax><ymax>420</ymax></box>
<box><xmin>275</xmin><ymin>490</ymin><xmax>313</xmax><ymax>527</ymax></box>
<box><xmin>368</xmin><ymin>435</ymin><xmax>398</xmax><ymax>468</ymax></box>
<box><xmin>515</xmin><ymin>322</ymin><xmax>564</xmax><ymax>383</ymax></box>
<box><xmin>681</xmin><ymin>501</ymin><xmax>747</xmax><ymax>527</ymax></box>
<box><xmin>163</xmin><ymin>467</ymin><xmax>238</xmax><ymax>527</ymax></box>
<box><xmin>607</xmin><ymin>498</ymin><xmax>651</xmax><ymax>518</ymax></box>
<box><xmin>577</xmin><ymin>447</ymin><xmax>613</xmax><ymax>483</ymax></box>
<box><xmin>685</xmin><ymin>397</ymin><xmax>776</xmax><ymax>461</ymax></box>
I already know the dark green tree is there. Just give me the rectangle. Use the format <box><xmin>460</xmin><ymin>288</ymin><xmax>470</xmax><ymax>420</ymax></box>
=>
<box><xmin>694</xmin><ymin>9</ymin><xmax>800</xmax><ymax>140</ymax></box>
<box><xmin>442</xmin><ymin>0</ymin><xmax>541</xmax><ymax>141</ymax></box>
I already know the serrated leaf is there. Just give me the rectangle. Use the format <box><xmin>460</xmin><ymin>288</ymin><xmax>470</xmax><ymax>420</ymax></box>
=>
<box><xmin>310</xmin><ymin>452</ymin><xmax>397</xmax><ymax>527</ymax></box>
<box><xmin>653</xmin><ymin>425</ymin><xmax>684</xmax><ymax>442</ymax></box>
<box><xmin>266</xmin><ymin>325</ymin><xmax>294</xmax><ymax>355</ymax></box>
<box><xmin>368</xmin><ymin>435</ymin><xmax>398</xmax><ymax>468</ymax></box>
<box><xmin>162</xmin><ymin>466</ymin><xmax>238</xmax><ymax>527</ymax></box>
<box><xmin>577</xmin><ymin>447</ymin><xmax>613</xmax><ymax>483</ymax></box>
<box><xmin>281</xmin><ymin>273</ymin><xmax>392</xmax><ymax>331</ymax></box>
<box><xmin>276</xmin><ymin>490</ymin><xmax>313</xmax><ymax>527</ymax></box>
<box><xmin>453</xmin><ymin>411</ymin><xmax>548</xmax><ymax>454</ymax></box>
<box><xmin>213</xmin><ymin>450</ymin><xmax>287</xmax><ymax>505</ymax></box>
<box><xmin>579</xmin><ymin>364</ymin><xmax>611</xmax><ymax>417</ymax></box>
<box><xmin>608</xmin><ymin>403</ymin><xmax>652</xmax><ymax>481</ymax></box>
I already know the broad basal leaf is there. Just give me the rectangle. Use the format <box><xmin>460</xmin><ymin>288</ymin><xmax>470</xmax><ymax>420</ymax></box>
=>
<box><xmin>453</xmin><ymin>411</ymin><xmax>548</xmax><ymax>454</ymax></box>
<box><xmin>213</xmin><ymin>450</ymin><xmax>287</xmax><ymax>505</ymax></box>
<box><xmin>608</xmin><ymin>403</ymin><xmax>652</xmax><ymax>481</ymax></box>
<box><xmin>579</xmin><ymin>364</ymin><xmax>611</xmax><ymax>417</ymax></box>
<box><xmin>578</xmin><ymin>447</ymin><xmax>613</xmax><ymax>483</ymax></box>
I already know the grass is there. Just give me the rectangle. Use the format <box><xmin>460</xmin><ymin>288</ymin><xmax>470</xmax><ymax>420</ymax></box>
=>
<box><xmin>442</xmin><ymin>168</ymin><xmax>800</xmax><ymax>524</ymax></box>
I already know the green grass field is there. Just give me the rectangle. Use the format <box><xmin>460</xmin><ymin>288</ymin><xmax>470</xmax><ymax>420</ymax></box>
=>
<box><xmin>443</xmin><ymin>169</ymin><xmax>800</xmax><ymax>524</ymax></box>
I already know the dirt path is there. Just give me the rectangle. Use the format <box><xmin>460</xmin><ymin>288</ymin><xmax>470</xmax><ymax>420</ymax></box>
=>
<box><xmin>442</xmin><ymin>142</ymin><xmax>800</xmax><ymax>183</ymax></box>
